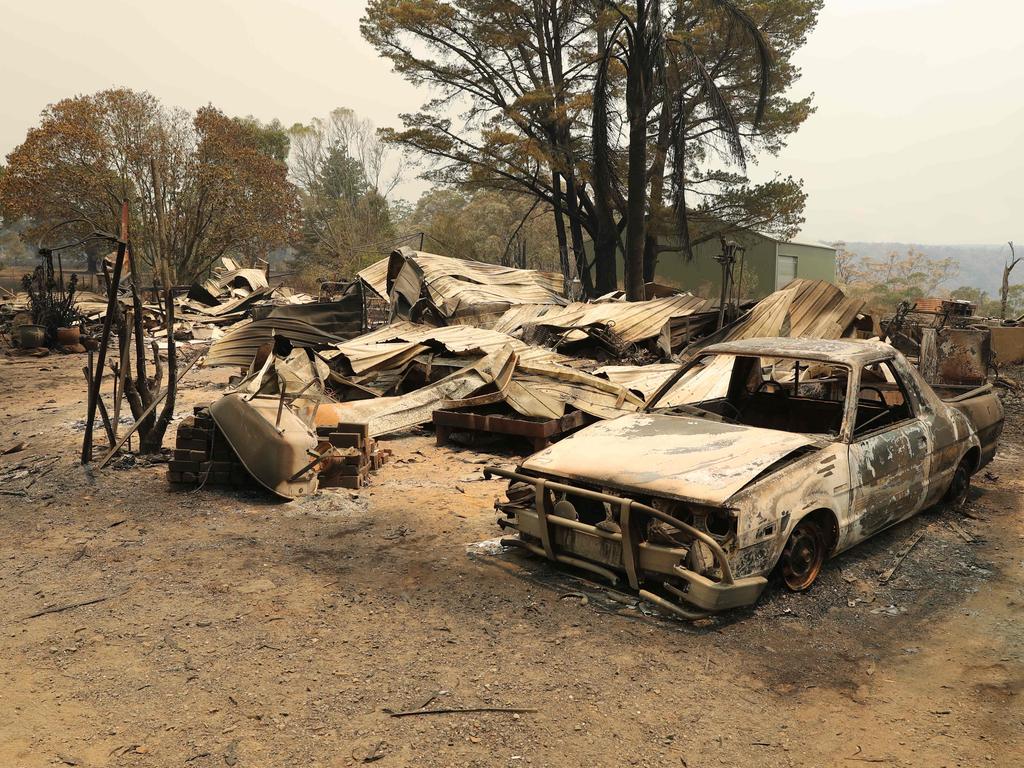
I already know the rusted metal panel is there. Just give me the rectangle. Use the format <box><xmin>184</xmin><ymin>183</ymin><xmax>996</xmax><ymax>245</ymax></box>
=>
<box><xmin>989</xmin><ymin>325</ymin><xmax>1024</xmax><ymax>365</ymax></box>
<box><xmin>433</xmin><ymin>408</ymin><xmax>592</xmax><ymax>452</ymax></box>
<box><xmin>935</xmin><ymin>328</ymin><xmax>990</xmax><ymax>386</ymax></box>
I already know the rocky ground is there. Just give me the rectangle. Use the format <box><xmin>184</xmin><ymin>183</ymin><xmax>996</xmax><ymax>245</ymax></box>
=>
<box><xmin>0</xmin><ymin>351</ymin><xmax>1021</xmax><ymax>767</ymax></box>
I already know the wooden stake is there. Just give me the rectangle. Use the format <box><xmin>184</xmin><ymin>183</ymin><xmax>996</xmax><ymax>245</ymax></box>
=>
<box><xmin>82</xmin><ymin>202</ymin><xmax>128</xmax><ymax>464</ymax></box>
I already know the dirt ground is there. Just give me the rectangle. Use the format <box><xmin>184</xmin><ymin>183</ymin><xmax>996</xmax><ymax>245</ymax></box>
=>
<box><xmin>1</xmin><ymin>350</ymin><xmax>1021</xmax><ymax>768</ymax></box>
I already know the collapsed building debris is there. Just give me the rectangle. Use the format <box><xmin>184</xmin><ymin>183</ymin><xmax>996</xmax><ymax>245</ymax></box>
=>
<box><xmin>11</xmin><ymin>233</ymin><xmax>1009</xmax><ymax>518</ymax></box>
<box><xmin>383</xmin><ymin>247</ymin><xmax>567</xmax><ymax>325</ymax></box>
<box><xmin>205</xmin><ymin>319</ymin><xmax>349</xmax><ymax>368</ymax></box>
<box><xmin>173</xmin><ymin>275</ymin><xmax>881</xmax><ymax>481</ymax></box>
<box><xmin>491</xmin><ymin>293</ymin><xmax>716</xmax><ymax>357</ymax></box>
<box><xmin>880</xmin><ymin>295</ymin><xmax>1019</xmax><ymax>387</ymax></box>
<box><xmin>314</xmin><ymin>344</ymin><xmax>645</xmax><ymax>439</ymax></box>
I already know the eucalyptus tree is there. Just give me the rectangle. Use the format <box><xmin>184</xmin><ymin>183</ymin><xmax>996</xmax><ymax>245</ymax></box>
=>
<box><xmin>363</xmin><ymin>1</ymin><xmax>819</xmax><ymax>299</ymax></box>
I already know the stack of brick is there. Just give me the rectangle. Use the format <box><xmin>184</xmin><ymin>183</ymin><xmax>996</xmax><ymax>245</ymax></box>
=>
<box><xmin>316</xmin><ymin>422</ymin><xmax>392</xmax><ymax>490</ymax></box>
<box><xmin>167</xmin><ymin>406</ymin><xmax>254</xmax><ymax>488</ymax></box>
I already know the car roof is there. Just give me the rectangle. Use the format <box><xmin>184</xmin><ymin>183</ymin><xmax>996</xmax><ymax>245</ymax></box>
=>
<box><xmin>700</xmin><ymin>337</ymin><xmax>895</xmax><ymax>366</ymax></box>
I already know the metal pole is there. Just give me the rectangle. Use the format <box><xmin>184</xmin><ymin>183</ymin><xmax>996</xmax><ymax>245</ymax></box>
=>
<box><xmin>717</xmin><ymin>258</ymin><xmax>730</xmax><ymax>331</ymax></box>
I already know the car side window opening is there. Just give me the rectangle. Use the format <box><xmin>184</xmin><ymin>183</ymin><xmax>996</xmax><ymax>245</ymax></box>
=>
<box><xmin>650</xmin><ymin>354</ymin><xmax>849</xmax><ymax>437</ymax></box>
<box><xmin>852</xmin><ymin>360</ymin><xmax>915</xmax><ymax>438</ymax></box>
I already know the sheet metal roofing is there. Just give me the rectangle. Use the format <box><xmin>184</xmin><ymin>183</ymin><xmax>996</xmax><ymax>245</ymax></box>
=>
<box><xmin>491</xmin><ymin>294</ymin><xmax>714</xmax><ymax>343</ymax></box>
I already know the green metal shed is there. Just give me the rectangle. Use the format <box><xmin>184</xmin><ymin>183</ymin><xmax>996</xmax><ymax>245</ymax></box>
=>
<box><xmin>605</xmin><ymin>231</ymin><xmax>837</xmax><ymax>300</ymax></box>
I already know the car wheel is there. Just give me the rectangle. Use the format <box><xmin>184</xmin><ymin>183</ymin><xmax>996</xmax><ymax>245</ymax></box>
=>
<box><xmin>780</xmin><ymin>518</ymin><xmax>826</xmax><ymax>591</ymax></box>
<box><xmin>944</xmin><ymin>458</ymin><xmax>971</xmax><ymax>508</ymax></box>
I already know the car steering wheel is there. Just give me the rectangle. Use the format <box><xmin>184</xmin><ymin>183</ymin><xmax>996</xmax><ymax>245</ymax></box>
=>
<box><xmin>685</xmin><ymin>398</ymin><xmax>742</xmax><ymax>423</ymax></box>
<box><xmin>718</xmin><ymin>401</ymin><xmax>742</xmax><ymax>423</ymax></box>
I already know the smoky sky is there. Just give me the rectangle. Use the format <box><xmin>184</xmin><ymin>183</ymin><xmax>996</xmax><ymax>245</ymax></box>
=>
<box><xmin>1</xmin><ymin>0</ymin><xmax>1020</xmax><ymax>244</ymax></box>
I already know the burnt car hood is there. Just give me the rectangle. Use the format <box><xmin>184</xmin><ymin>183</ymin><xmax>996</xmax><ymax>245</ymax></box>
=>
<box><xmin>521</xmin><ymin>412</ymin><xmax>820</xmax><ymax>505</ymax></box>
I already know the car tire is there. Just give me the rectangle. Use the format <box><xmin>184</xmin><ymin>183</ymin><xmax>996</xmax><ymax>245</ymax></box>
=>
<box><xmin>780</xmin><ymin>518</ymin><xmax>826</xmax><ymax>592</ymax></box>
<box><xmin>944</xmin><ymin>458</ymin><xmax>971</xmax><ymax>508</ymax></box>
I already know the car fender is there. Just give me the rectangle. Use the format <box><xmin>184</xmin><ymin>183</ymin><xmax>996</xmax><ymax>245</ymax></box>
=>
<box><xmin>726</xmin><ymin>442</ymin><xmax>849</xmax><ymax>578</ymax></box>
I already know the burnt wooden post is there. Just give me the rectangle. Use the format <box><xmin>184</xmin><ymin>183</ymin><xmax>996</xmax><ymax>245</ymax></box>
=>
<box><xmin>82</xmin><ymin>203</ymin><xmax>129</xmax><ymax>464</ymax></box>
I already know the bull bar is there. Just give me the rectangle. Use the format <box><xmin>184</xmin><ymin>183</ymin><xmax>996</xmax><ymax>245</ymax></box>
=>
<box><xmin>484</xmin><ymin>466</ymin><xmax>766</xmax><ymax>619</ymax></box>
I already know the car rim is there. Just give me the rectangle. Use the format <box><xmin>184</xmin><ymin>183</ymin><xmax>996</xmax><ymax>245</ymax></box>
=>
<box><xmin>781</xmin><ymin>521</ymin><xmax>825</xmax><ymax>591</ymax></box>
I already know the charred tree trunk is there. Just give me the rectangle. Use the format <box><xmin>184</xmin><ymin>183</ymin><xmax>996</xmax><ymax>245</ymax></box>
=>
<box><xmin>551</xmin><ymin>168</ymin><xmax>571</xmax><ymax>283</ymax></box>
<box><xmin>563</xmin><ymin>169</ymin><xmax>593</xmax><ymax>297</ymax></box>
<box><xmin>591</xmin><ymin>21</ymin><xmax>620</xmax><ymax>295</ymax></box>
<box><xmin>622</xmin><ymin>0</ymin><xmax>658</xmax><ymax>302</ymax></box>
<box><xmin>140</xmin><ymin>287</ymin><xmax>177</xmax><ymax>454</ymax></box>
<box><xmin>624</xmin><ymin>110</ymin><xmax>649</xmax><ymax>302</ymax></box>
<box><xmin>1001</xmin><ymin>242</ymin><xmax>1019</xmax><ymax>320</ymax></box>
<box><xmin>644</xmin><ymin>82</ymin><xmax>674</xmax><ymax>285</ymax></box>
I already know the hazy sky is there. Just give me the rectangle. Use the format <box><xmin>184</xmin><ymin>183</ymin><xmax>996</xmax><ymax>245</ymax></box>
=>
<box><xmin>1</xmin><ymin>0</ymin><xmax>1021</xmax><ymax>244</ymax></box>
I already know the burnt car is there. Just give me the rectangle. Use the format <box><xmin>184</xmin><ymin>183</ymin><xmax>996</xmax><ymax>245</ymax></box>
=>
<box><xmin>488</xmin><ymin>338</ymin><xmax>1003</xmax><ymax>618</ymax></box>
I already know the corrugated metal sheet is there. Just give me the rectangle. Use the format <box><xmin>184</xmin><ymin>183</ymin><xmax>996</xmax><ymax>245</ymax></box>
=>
<box><xmin>357</xmin><ymin>258</ymin><xmax>390</xmax><ymax>299</ymax></box>
<box><xmin>205</xmin><ymin>318</ymin><xmax>348</xmax><ymax>367</ymax></box>
<box><xmin>490</xmin><ymin>294</ymin><xmax>714</xmax><ymax>344</ymax></box>
<box><xmin>323</xmin><ymin>321</ymin><xmax>571</xmax><ymax>376</ymax></box>
<box><xmin>185</xmin><ymin>286</ymin><xmax>274</xmax><ymax>319</ymax></box>
<box><xmin>251</xmin><ymin>294</ymin><xmax>364</xmax><ymax>339</ymax></box>
<box><xmin>312</xmin><ymin>344</ymin><xmax>643</xmax><ymax>436</ymax></box>
<box><xmin>203</xmin><ymin>267</ymin><xmax>269</xmax><ymax>296</ymax></box>
<box><xmin>661</xmin><ymin>280</ymin><xmax>869</xmax><ymax>404</ymax></box>
<box><xmin>594</xmin><ymin>364</ymin><xmax>679</xmax><ymax>399</ymax></box>
<box><xmin>386</xmin><ymin>248</ymin><xmax>567</xmax><ymax>322</ymax></box>
<box><xmin>721</xmin><ymin>279</ymin><xmax>865</xmax><ymax>343</ymax></box>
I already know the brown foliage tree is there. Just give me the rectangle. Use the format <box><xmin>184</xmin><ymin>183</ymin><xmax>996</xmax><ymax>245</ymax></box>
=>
<box><xmin>0</xmin><ymin>88</ymin><xmax>300</xmax><ymax>284</ymax></box>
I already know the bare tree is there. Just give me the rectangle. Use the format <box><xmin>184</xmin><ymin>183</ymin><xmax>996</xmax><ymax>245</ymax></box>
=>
<box><xmin>289</xmin><ymin>108</ymin><xmax>402</xmax><ymax>278</ymax></box>
<box><xmin>1001</xmin><ymin>241</ymin><xmax>1020</xmax><ymax>320</ymax></box>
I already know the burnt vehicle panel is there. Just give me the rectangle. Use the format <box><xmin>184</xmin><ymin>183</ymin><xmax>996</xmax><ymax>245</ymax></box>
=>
<box><xmin>489</xmin><ymin>338</ymin><xmax>1003</xmax><ymax>616</ymax></box>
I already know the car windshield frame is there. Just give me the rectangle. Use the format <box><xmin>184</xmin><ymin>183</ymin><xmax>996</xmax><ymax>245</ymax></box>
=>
<box><xmin>645</xmin><ymin>351</ymin><xmax>855</xmax><ymax>440</ymax></box>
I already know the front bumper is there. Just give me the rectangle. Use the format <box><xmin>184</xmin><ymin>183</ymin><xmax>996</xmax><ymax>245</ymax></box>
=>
<box><xmin>485</xmin><ymin>467</ymin><xmax>766</xmax><ymax>618</ymax></box>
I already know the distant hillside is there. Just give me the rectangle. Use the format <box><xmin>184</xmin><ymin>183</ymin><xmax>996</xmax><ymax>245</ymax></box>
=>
<box><xmin>843</xmin><ymin>242</ymin><xmax>1013</xmax><ymax>296</ymax></box>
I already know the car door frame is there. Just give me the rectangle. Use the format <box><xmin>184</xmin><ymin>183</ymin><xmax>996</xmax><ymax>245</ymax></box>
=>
<box><xmin>840</xmin><ymin>359</ymin><xmax>932</xmax><ymax>548</ymax></box>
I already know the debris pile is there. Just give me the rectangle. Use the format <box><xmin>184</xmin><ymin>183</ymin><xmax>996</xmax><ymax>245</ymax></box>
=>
<box><xmin>383</xmin><ymin>247</ymin><xmax>567</xmax><ymax>325</ymax></box>
<box><xmin>880</xmin><ymin>295</ymin><xmax>1024</xmax><ymax>387</ymax></box>
<box><xmin>176</xmin><ymin>259</ymin><xmax>898</xmax><ymax>493</ymax></box>
<box><xmin>28</xmin><ymin>237</ymin><xmax>1013</xmax><ymax>501</ymax></box>
<box><xmin>315</xmin><ymin>423</ymin><xmax>391</xmax><ymax>490</ymax></box>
